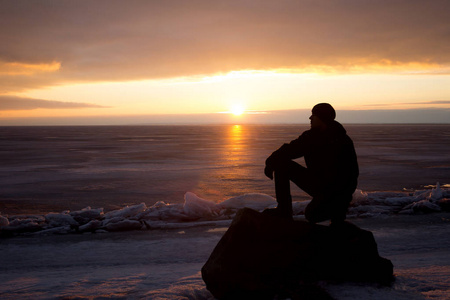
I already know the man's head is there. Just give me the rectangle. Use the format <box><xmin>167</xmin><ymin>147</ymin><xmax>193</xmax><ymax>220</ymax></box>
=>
<box><xmin>310</xmin><ymin>103</ymin><xmax>336</xmax><ymax>129</ymax></box>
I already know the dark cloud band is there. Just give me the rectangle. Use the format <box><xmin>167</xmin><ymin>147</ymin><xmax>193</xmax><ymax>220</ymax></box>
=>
<box><xmin>0</xmin><ymin>96</ymin><xmax>108</xmax><ymax>111</ymax></box>
<box><xmin>0</xmin><ymin>0</ymin><xmax>449</xmax><ymax>93</ymax></box>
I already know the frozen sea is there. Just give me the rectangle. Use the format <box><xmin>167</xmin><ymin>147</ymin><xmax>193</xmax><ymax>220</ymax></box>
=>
<box><xmin>1</xmin><ymin>124</ymin><xmax>449</xmax><ymax>214</ymax></box>
<box><xmin>0</xmin><ymin>124</ymin><xmax>449</xmax><ymax>299</ymax></box>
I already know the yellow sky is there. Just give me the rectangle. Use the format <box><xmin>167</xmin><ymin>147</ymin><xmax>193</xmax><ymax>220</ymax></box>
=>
<box><xmin>8</xmin><ymin>70</ymin><xmax>449</xmax><ymax>119</ymax></box>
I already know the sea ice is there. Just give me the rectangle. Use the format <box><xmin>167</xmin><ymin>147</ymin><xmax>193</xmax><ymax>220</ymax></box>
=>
<box><xmin>217</xmin><ymin>193</ymin><xmax>276</xmax><ymax>211</ymax></box>
<box><xmin>70</xmin><ymin>206</ymin><xmax>104</xmax><ymax>224</ymax></box>
<box><xmin>104</xmin><ymin>203</ymin><xmax>147</xmax><ymax>219</ymax></box>
<box><xmin>1</xmin><ymin>184</ymin><xmax>449</xmax><ymax>236</ymax></box>
<box><xmin>183</xmin><ymin>192</ymin><xmax>220</xmax><ymax>218</ymax></box>
<box><xmin>78</xmin><ymin>219</ymin><xmax>103</xmax><ymax>232</ymax></box>
<box><xmin>45</xmin><ymin>212</ymin><xmax>78</xmax><ymax>227</ymax></box>
<box><xmin>0</xmin><ymin>215</ymin><xmax>9</xmax><ymax>227</ymax></box>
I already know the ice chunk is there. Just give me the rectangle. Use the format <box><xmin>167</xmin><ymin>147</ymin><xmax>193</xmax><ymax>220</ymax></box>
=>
<box><xmin>0</xmin><ymin>215</ymin><xmax>9</xmax><ymax>227</ymax></box>
<box><xmin>136</xmin><ymin>202</ymin><xmax>189</xmax><ymax>221</ymax></box>
<box><xmin>411</xmin><ymin>200</ymin><xmax>441</xmax><ymax>213</ymax></box>
<box><xmin>352</xmin><ymin>189</ymin><xmax>368</xmax><ymax>204</ymax></box>
<box><xmin>183</xmin><ymin>192</ymin><xmax>219</xmax><ymax>218</ymax></box>
<box><xmin>78</xmin><ymin>219</ymin><xmax>103</xmax><ymax>232</ymax></box>
<box><xmin>378</xmin><ymin>196</ymin><xmax>417</xmax><ymax>207</ymax></box>
<box><xmin>413</xmin><ymin>190</ymin><xmax>431</xmax><ymax>201</ymax></box>
<box><xmin>3</xmin><ymin>218</ymin><xmax>43</xmax><ymax>232</ymax></box>
<box><xmin>411</xmin><ymin>183</ymin><xmax>444</xmax><ymax>203</ymax></box>
<box><xmin>153</xmin><ymin>201</ymin><xmax>169</xmax><ymax>208</ymax></box>
<box><xmin>429</xmin><ymin>183</ymin><xmax>443</xmax><ymax>202</ymax></box>
<box><xmin>141</xmin><ymin>206</ymin><xmax>196</xmax><ymax>222</ymax></box>
<box><xmin>292</xmin><ymin>200</ymin><xmax>310</xmax><ymax>215</ymax></box>
<box><xmin>218</xmin><ymin>193</ymin><xmax>276</xmax><ymax>211</ymax></box>
<box><xmin>102</xmin><ymin>216</ymin><xmax>124</xmax><ymax>226</ymax></box>
<box><xmin>104</xmin><ymin>203</ymin><xmax>147</xmax><ymax>219</ymax></box>
<box><xmin>45</xmin><ymin>213</ymin><xmax>78</xmax><ymax>227</ymax></box>
<box><xmin>70</xmin><ymin>207</ymin><xmax>104</xmax><ymax>223</ymax></box>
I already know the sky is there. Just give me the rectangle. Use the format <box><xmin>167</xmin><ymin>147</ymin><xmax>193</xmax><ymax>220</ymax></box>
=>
<box><xmin>1</xmin><ymin>0</ymin><xmax>449</xmax><ymax>125</ymax></box>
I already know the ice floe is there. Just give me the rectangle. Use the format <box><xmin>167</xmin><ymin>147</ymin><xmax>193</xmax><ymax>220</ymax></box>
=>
<box><xmin>0</xmin><ymin>183</ymin><xmax>449</xmax><ymax>236</ymax></box>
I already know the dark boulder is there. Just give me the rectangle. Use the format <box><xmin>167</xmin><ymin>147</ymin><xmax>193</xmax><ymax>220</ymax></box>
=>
<box><xmin>202</xmin><ymin>208</ymin><xmax>393</xmax><ymax>299</ymax></box>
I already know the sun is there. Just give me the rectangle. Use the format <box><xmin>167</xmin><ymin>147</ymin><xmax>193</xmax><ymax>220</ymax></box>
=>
<box><xmin>231</xmin><ymin>104</ymin><xmax>245</xmax><ymax>116</ymax></box>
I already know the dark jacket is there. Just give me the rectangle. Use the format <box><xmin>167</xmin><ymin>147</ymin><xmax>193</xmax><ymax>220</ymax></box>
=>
<box><xmin>266</xmin><ymin>121</ymin><xmax>359</xmax><ymax>193</ymax></box>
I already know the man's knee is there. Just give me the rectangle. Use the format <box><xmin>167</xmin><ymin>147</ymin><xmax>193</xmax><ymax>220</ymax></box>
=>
<box><xmin>272</xmin><ymin>159</ymin><xmax>296</xmax><ymax>173</ymax></box>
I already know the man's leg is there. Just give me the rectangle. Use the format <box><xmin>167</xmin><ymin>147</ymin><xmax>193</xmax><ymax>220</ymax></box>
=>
<box><xmin>273</xmin><ymin>170</ymin><xmax>293</xmax><ymax>217</ymax></box>
<box><xmin>305</xmin><ymin>192</ymin><xmax>353</xmax><ymax>224</ymax></box>
<box><xmin>273</xmin><ymin>160</ymin><xmax>354</xmax><ymax>223</ymax></box>
<box><xmin>272</xmin><ymin>160</ymin><xmax>319</xmax><ymax>218</ymax></box>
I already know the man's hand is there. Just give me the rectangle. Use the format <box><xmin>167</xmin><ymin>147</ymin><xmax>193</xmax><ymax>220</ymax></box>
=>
<box><xmin>264</xmin><ymin>166</ymin><xmax>274</xmax><ymax>180</ymax></box>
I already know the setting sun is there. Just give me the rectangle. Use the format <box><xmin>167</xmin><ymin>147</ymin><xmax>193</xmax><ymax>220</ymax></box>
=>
<box><xmin>231</xmin><ymin>104</ymin><xmax>245</xmax><ymax>116</ymax></box>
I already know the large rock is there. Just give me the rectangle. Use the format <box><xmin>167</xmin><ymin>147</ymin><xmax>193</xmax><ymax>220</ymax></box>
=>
<box><xmin>202</xmin><ymin>208</ymin><xmax>393</xmax><ymax>299</ymax></box>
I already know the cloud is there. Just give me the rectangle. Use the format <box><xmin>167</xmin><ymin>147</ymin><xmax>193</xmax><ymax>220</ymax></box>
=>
<box><xmin>406</xmin><ymin>100</ymin><xmax>450</xmax><ymax>105</ymax></box>
<box><xmin>0</xmin><ymin>96</ymin><xmax>108</xmax><ymax>111</ymax></box>
<box><xmin>0</xmin><ymin>61</ymin><xmax>61</xmax><ymax>76</ymax></box>
<box><xmin>337</xmin><ymin>108</ymin><xmax>450</xmax><ymax>124</ymax></box>
<box><xmin>364</xmin><ymin>100</ymin><xmax>450</xmax><ymax>107</ymax></box>
<box><xmin>1</xmin><ymin>0</ymin><xmax>450</xmax><ymax>92</ymax></box>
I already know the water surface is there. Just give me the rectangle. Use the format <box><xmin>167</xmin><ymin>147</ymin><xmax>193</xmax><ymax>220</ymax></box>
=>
<box><xmin>1</xmin><ymin>124</ymin><xmax>448</xmax><ymax>214</ymax></box>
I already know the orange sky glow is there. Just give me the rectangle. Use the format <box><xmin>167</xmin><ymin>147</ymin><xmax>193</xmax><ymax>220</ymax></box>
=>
<box><xmin>1</xmin><ymin>1</ymin><xmax>449</xmax><ymax>124</ymax></box>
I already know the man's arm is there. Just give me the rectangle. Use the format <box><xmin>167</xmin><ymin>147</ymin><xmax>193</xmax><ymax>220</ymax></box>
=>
<box><xmin>264</xmin><ymin>133</ymin><xmax>308</xmax><ymax>179</ymax></box>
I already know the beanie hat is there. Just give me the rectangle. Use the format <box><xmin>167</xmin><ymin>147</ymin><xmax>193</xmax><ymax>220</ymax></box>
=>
<box><xmin>312</xmin><ymin>103</ymin><xmax>336</xmax><ymax>123</ymax></box>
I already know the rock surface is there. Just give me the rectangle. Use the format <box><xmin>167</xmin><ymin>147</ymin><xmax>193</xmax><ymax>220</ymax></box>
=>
<box><xmin>202</xmin><ymin>208</ymin><xmax>393</xmax><ymax>299</ymax></box>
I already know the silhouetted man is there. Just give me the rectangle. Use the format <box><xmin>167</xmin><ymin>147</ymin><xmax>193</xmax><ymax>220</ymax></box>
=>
<box><xmin>264</xmin><ymin>103</ymin><xmax>359</xmax><ymax>224</ymax></box>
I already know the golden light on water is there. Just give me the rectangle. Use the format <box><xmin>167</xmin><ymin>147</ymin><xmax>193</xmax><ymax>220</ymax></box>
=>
<box><xmin>229</xmin><ymin>125</ymin><xmax>243</xmax><ymax>151</ymax></box>
<box><xmin>194</xmin><ymin>124</ymin><xmax>248</xmax><ymax>201</ymax></box>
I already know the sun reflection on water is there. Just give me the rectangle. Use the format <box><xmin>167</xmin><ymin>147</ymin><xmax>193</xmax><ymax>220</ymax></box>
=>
<box><xmin>229</xmin><ymin>124</ymin><xmax>243</xmax><ymax>152</ymax></box>
<box><xmin>194</xmin><ymin>125</ymin><xmax>255</xmax><ymax>202</ymax></box>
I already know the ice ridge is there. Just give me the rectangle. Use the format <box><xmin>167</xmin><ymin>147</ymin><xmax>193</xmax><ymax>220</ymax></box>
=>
<box><xmin>1</xmin><ymin>184</ymin><xmax>449</xmax><ymax>236</ymax></box>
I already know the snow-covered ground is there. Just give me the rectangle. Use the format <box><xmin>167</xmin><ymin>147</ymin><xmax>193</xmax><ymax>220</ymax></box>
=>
<box><xmin>0</xmin><ymin>212</ymin><xmax>449</xmax><ymax>299</ymax></box>
<box><xmin>1</xmin><ymin>186</ymin><xmax>449</xmax><ymax>299</ymax></box>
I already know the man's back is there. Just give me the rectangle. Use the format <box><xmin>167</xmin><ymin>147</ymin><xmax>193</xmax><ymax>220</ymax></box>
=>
<box><xmin>301</xmin><ymin>121</ymin><xmax>359</xmax><ymax>190</ymax></box>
